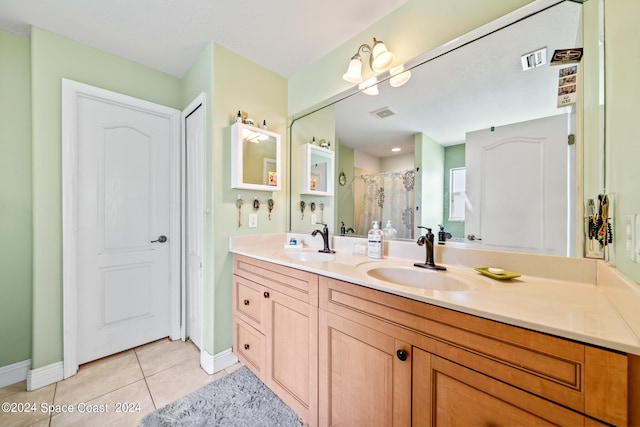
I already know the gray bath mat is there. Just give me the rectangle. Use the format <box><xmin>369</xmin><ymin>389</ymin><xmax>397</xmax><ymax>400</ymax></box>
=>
<box><xmin>141</xmin><ymin>366</ymin><xmax>302</xmax><ymax>427</ymax></box>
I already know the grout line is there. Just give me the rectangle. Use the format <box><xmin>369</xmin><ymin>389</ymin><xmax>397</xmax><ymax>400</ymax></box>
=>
<box><xmin>47</xmin><ymin>382</ymin><xmax>58</xmax><ymax>427</ymax></box>
<box><xmin>134</xmin><ymin>346</ymin><xmax>158</xmax><ymax>410</ymax></box>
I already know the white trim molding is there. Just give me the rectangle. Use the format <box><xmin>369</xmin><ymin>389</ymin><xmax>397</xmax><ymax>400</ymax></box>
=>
<box><xmin>0</xmin><ymin>359</ymin><xmax>31</xmax><ymax>388</ymax></box>
<box><xmin>200</xmin><ymin>348</ymin><xmax>238</xmax><ymax>375</ymax></box>
<box><xmin>27</xmin><ymin>362</ymin><xmax>64</xmax><ymax>391</ymax></box>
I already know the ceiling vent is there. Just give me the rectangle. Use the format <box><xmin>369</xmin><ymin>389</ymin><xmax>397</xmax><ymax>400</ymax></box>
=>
<box><xmin>370</xmin><ymin>106</ymin><xmax>396</xmax><ymax>119</ymax></box>
<box><xmin>521</xmin><ymin>47</ymin><xmax>547</xmax><ymax>71</ymax></box>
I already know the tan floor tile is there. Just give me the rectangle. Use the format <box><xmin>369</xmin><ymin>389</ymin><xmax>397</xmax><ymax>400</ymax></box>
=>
<box><xmin>27</xmin><ymin>418</ymin><xmax>51</xmax><ymax>427</ymax></box>
<box><xmin>145</xmin><ymin>357</ymin><xmax>213</xmax><ymax>408</ymax></box>
<box><xmin>0</xmin><ymin>383</ymin><xmax>55</xmax><ymax>427</ymax></box>
<box><xmin>54</xmin><ymin>350</ymin><xmax>143</xmax><ymax>406</ymax></box>
<box><xmin>135</xmin><ymin>338</ymin><xmax>199</xmax><ymax>377</ymax></box>
<box><xmin>50</xmin><ymin>379</ymin><xmax>154</xmax><ymax>427</ymax></box>
<box><xmin>0</xmin><ymin>381</ymin><xmax>27</xmax><ymax>399</ymax></box>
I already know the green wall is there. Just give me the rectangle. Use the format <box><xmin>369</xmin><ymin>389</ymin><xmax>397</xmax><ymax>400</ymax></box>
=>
<box><xmin>0</xmin><ymin>30</ymin><xmax>32</xmax><ymax>367</ymax></box>
<box><xmin>606</xmin><ymin>0</ymin><xmax>640</xmax><ymax>283</ymax></box>
<box><xmin>442</xmin><ymin>144</ymin><xmax>465</xmax><ymax>238</ymax></box>
<box><xmin>336</xmin><ymin>143</ymin><xmax>355</xmax><ymax>231</ymax></box>
<box><xmin>30</xmin><ymin>27</ymin><xmax>182</xmax><ymax>369</ymax></box>
<box><xmin>211</xmin><ymin>44</ymin><xmax>287</xmax><ymax>354</ymax></box>
<box><xmin>176</xmin><ymin>41</ymin><xmax>289</xmax><ymax>357</ymax></box>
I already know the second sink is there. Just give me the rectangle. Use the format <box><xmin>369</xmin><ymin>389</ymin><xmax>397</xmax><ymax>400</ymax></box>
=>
<box><xmin>284</xmin><ymin>249</ymin><xmax>335</xmax><ymax>263</ymax></box>
<box><xmin>365</xmin><ymin>265</ymin><xmax>489</xmax><ymax>292</ymax></box>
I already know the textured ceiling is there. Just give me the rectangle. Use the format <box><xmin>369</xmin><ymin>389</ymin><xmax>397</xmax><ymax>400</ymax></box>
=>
<box><xmin>0</xmin><ymin>0</ymin><xmax>407</xmax><ymax>78</ymax></box>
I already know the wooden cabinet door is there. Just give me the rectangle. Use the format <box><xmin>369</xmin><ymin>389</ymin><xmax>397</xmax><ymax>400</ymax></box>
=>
<box><xmin>412</xmin><ymin>347</ymin><xmax>589</xmax><ymax>426</ymax></box>
<box><xmin>265</xmin><ymin>288</ymin><xmax>318</xmax><ymax>426</ymax></box>
<box><xmin>319</xmin><ymin>311</ymin><xmax>411</xmax><ymax>427</ymax></box>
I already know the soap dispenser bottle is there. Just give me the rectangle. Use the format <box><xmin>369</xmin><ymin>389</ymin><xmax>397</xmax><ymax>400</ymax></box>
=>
<box><xmin>368</xmin><ymin>221</ymin><xmax>384</xmax><ymax>259</ymax></box>
<box><xmin>383</xmin><ymin>220</ymin><xmax>397</xmax><ymax>240</ymax></box>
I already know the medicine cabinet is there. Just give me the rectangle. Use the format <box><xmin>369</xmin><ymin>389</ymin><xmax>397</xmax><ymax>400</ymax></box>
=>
<box><xmin>301</xmin><ymin>143</ymin><xmax>334</xmax><ymax>196</ymax></box>
<box><xmin>231</xmin><ymin>122</ymin><xmax>281</xmax><ymax>191</ymax></box>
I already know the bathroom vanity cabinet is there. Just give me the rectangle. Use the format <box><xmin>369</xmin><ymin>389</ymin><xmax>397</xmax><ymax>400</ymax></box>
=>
<box><xmin>232</xmin><ymin>255</ymin><xmax>318</xmax><ymax>425</ymax></box>
<box><xmin>233</xmin><ymin>255</ymin><xmax>638</xmax><ymax>426</ymax></box>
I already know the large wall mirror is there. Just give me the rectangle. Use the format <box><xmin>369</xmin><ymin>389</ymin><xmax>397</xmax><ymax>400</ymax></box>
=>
<box><xmin>289</xmin><ymin>0</ymin><xmax>605</xmax><ymax>259</ymax></box>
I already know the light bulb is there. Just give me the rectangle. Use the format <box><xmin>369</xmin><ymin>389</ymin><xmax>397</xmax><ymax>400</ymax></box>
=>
<box><xmin>342</xmin><ymin>58</ymin><xmax>363</xmax><ymax>83</ymax></box>
<box><xmin>370</xmin><ymin>39</ymin><xmax>395</xmax><ymax>72</ymax></box>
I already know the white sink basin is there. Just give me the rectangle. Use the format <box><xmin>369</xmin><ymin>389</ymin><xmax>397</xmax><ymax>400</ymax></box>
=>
<box><xmin>284</xmin><ymin>249</ymin><xmax>335</xmax><ymax>262</ymax></box>
<box><xmin>365</xmin><ymin>265</ymin><xmax>488</xmax><ymax>292</ymax></box>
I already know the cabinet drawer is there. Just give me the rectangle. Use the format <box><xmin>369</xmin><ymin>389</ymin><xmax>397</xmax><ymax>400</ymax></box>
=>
<box><xmin>320</xmin><ymin>276</ymin><xmax>628</xmax><ymax>426</ymax></box>
<box><xmin>233</xmin><ymin>274</ymin><xmax>265</xmax><ymax>331</ymax></box>
<box><xmin>234</xmin><ymin>254</ymin><xmax>318</xmax><ymax>305</ymax></box>
<box><xmin>234</xmin><ymin>319</ymin><xmax>266</xmax><ymax>381</ymax></box>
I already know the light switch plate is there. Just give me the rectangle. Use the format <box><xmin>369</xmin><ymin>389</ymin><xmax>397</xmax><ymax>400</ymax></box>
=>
<box><xmin>626</xmin><ymin>215</ymin><xmax>635</xmax><ymax>262</ymax></box>
<box><xmin>249</xmin><ymin>213</ymin><xmax>258</xmax><ymax>228</ymax></box>
<box><xmin>311</xmin><ymin>214</ymin><xmax>317</xmax><ymax>225</ymax></box>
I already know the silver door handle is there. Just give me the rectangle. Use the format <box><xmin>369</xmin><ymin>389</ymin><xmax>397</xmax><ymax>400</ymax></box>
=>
<box><xmin>151</xmin><ymin>235</ymin><xmax>167</xmax><ymax>243</ymax></box>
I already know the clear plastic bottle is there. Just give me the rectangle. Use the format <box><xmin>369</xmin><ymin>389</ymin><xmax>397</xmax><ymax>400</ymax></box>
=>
<box><xmin>368</xmin><ymin>221</ymin><xmax>384</xmax><ymax>259</ymax></box>
<box><xmin>383</xmin><ymin>220</ymin><xmax>397</xmax><ymax>240</ymax></box>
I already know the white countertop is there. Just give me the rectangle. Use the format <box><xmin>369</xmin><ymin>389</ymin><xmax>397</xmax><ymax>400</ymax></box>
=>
<box><xmin>229</xmin><ymin>233</ymin><xmax>640</xmax><ymax>356</ymax></box>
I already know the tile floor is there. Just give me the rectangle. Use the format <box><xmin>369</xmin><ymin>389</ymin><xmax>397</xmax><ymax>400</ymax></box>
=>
<box><xmin>0</xmin><ymin>338</ymin><xmax>241</xmax><ymax>427</ymax></box>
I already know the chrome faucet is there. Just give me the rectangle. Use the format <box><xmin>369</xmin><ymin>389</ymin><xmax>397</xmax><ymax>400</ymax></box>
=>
<box><xmin>414</xmin><ymin>226</ymin><xmax>446</xmax><ymax>271</ymax></box>
<box><xmin>312</xmin><ymin>223</ymin><xmax>335</xmax><ymax>253</ymax></box>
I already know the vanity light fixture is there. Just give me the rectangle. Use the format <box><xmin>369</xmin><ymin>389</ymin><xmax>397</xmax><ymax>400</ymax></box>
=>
<box><xmin>342</xmin><ymin>37</ymin><xmax>396</xmax><ymax>83</ymax></box>
<box><xmin>343</xmin><ymin>38</ymin><xmax>412</xmax><ymax>94</ymax></box>
<box><xmin>391</xmin><ymin>147</ymin><xmax>402</xmax><ymax>152</ymax></box>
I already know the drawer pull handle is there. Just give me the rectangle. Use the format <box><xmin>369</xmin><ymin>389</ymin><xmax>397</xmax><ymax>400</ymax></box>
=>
<box><xmin>263</xmin><ymin>291</ymin><xmax>270</xmax><ymax>298</ymax></box>
<box><xmin>244</xmin><ymin>343</ymin><xmax>250</xmax><ymax>350</ymax></box>
<box><xmin>243</xmin><ymin>299</ymin><xmax>250</xmax><ymax>306</ymax></box>
<box><xmin>396</xmin><ymin>349</ymin><xmax>408</xmax><ymax>361</ymax></box>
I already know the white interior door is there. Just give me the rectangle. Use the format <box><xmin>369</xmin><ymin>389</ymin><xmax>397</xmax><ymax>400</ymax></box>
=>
<box><xmin>73</xmin><ymin>86</ymin><xmax>179</xmax><ymax>365</ymax></box>
<box><xmin>465</xmin><ymin>113</ymin><xmax>569</xmax><ymax>255</ymax></box>
<box><xmin>183</xmin><ymin>96</ymin><xmax>205</xmax><ymax>350</ymax></box>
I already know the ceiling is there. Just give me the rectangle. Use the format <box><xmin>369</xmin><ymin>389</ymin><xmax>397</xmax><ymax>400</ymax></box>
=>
<box><xmin>335</xmin><ymin>1</ymin><xmax>583</xmax><ymax>158</ymax></box>
<box><xmin>0</xmin><ymin>0</ymin><xmax>407</xmax><ymax>78</ymax></box>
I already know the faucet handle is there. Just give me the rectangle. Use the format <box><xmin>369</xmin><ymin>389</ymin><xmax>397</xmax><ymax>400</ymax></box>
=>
<box><xmin>417</xmin><ymin>226</ymin><xmax>433</xmax><ymax>235</ymax></box>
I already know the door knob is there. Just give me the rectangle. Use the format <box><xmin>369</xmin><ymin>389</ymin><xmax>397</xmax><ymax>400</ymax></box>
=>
<box><xmin>151</xmin><ymin>235</ymin><xmax>167</xmax><ymax>243</ymax></box>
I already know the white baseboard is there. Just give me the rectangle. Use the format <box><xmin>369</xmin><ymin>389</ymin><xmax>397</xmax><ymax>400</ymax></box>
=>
<box><xmin>200</xmin><ymin>347</ymin><xmax>238</xmax><ymax>375</ymax></box>
<box><xmin>27</xmin><ymin>361</ymin><xmax>64</xmax><ymax>391</ymax></box>
<box><xmin>0</xmin><ymin>359</ymin><xmax>31</xmax><ymax>388</ymax></box>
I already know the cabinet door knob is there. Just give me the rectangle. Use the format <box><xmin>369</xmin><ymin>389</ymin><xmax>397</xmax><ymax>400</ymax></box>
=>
<box><xmin>263</xmin><ymin>291</ymin><xmax>270</xmax><ymax>298</ymax></box>
<box><xmin>243</xmin><ymin>299</ymin><xmax>250</xmax><ymax>306</ymax></box>
<box><xmin>396</xmin><ymin>349</ymin><xmax>408</xmax><ymax>361</ymax></box>
<box><xmin>244</xmin><ymin>343</ymin><xmax>250</xmax><ymax>350</ymax></box>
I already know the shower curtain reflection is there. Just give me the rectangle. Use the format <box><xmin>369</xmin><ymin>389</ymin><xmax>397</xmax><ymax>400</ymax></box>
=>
<box><xmin>354</xmin><ymin>168</ymin><xmax>415</xmax><ymax>239</ymax></box>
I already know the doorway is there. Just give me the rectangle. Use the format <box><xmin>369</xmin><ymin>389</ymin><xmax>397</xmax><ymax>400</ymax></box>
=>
<box><xmin>62</xmin><ymin>80</ymin><xmax>182</xmax><ymax>378</ymax></box>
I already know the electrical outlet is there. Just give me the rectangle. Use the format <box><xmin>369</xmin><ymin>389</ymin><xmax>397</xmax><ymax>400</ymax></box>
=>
<box><xmin>311</xmin><ymin>214</ymin><xmax>317</xmax><ymax>224</ymax></box>
<box><xmin>249</xmin><ymin>213</ymin><xmax>258</xmax><ymax>228</ymax></box>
